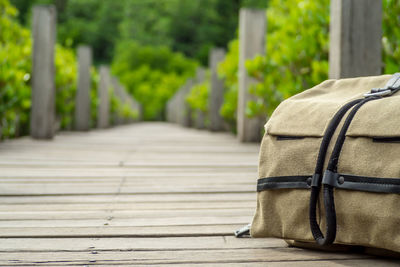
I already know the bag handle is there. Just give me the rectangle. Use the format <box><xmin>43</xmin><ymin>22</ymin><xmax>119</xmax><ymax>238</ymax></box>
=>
<box><xmin>310</xmin><ymin>96</ymin><xmax>380</xmax><ymax>245</ymax></box>
<box><xmin>308</xmin><ymin>98</ymin><xmax>362</xmax><ymax>245</ymax></box>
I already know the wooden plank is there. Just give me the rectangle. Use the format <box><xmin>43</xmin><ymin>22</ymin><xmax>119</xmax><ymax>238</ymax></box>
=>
<box><xmin>37</xmin><ymin>261</ymin><xmax>400</xmax><ymax>267</ymax></box>
<box><xmin>0</xmin><ymin>224</ymin><xmax>247</xmax><ymax>237</ymax></box>
<box><xmin>0</xmin><ymin>192</ymin><xmax>256</xmax><ymax>204</ymax></box>
<box><xmin>0</xmin><ymin>208</ymin><xmax>253</xmax><ymax>220</ymax></box>
<box><xmin>0</xmin><ymin>215</ymin><xmax>251</xmax><ymax>227</ymax></box>
<box><xmin>0</xmin><ymin>248</ymin><xmax>383</xmax><ymax>266</ymax></box>
<box><xmin>0</xmin><ymin>236</ymin><xmax>286</xmax><ymax>251</ymax></box>
<box><xmin>0</xmin><ymin>201</ymin><xmax>255</xmax><ymax>211</ymax></box>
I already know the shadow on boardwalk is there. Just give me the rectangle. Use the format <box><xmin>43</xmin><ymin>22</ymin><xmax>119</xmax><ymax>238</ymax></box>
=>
<box><xmin>0</xmin><ymin>122</ymin><xmax>398</xmax><ymax>265</ymax></box>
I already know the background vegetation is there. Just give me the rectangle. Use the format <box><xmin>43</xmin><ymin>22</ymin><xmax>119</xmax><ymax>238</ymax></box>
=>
<box><xmin>217</xmin><ymin>0</ymin><xmax>400</xmax><ymax>131</ymax></box>
<box><xmin>2</xmin><ymin>0</ymin><xmax>400</xmax><ymax>139</ymax></box>
<box><xmin>0</xmin><ymin>0</ymin><xmax>138</xmax><ymax>138</ymax></box>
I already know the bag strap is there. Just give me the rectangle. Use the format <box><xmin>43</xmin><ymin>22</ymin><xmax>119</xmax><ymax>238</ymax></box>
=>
<box><xmin>310</xmin><ymin>96</ymin><xmax>380</xmax><ymax>245</ymax></box>
<box><xmin>309</xmin><ymin>98</ymin><xmax>362</xmax><ymax>245</ymax></box>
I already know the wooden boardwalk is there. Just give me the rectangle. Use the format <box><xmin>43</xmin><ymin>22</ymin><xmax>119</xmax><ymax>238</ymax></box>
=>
<box><xmin>0</xmin><ymin>122</ymin><xmax>398</xmax><ymax>266</ymax></box>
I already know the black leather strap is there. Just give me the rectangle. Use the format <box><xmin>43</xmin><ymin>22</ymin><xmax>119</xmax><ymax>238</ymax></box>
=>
<box><xmin>257</xmin><ymin>176</ymin><xmax>311</xmax><ymax>191</ymax></box>
<box><xmin>326</xmin><ymin>174</ymin><xmax>400</xmax><ymax>194</ymax></box>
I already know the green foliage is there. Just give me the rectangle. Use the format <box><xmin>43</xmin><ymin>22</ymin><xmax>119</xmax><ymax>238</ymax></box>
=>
<box><xmin>1</xmin><ymin>0</ymin><xmax>122</xmax><ymax>139</ymax></box>
<box><xmin>11</xmin><ymin>0</ymin><xmax>266</xmax><ymax>65</ymax></box>
<box><xmin>111</xmin><ymin>41</ymin><xmax>197</xmax><ymax>120</ymax></box>
<box><xmin>218</xmin><ymin>0</ymin><xmax>330</xmax><ymax>130</ymax></box>
<box><xmin>0</xmin><ymin>0</ymin><xmax>32</xmax><ymax>138</ymax></box>
<box><xmin>218</xmin><ymin>0</ymin><xmax>400</xmax><ymax>131</ymax></box>
<box><xmin>246</xmin><ymin>0</ymin><xmax>330</xmax><ymax>118</ymax></box>
<box><xmin>109</xmin><ymin>88</ymin><xmax>138</xmax><ymax>125</ymax></box>
<box><xmin>382</xmin><ymin>0</ymin><xmax>400</xmax><ymax>74</ymax></box>
<box><xmin>217</xmin><ymin>39</ymin><xmax>239</xmax><ymax>130</ymax></box>
<box><xmin>186</xmin><ymin>75</ymin><xmax>210</xmax><ymax>113</ymax></box>
<box><xmin>54</xmin><ymin>44</ymin><xmax>77</xmax><ymax>129</ymax></box>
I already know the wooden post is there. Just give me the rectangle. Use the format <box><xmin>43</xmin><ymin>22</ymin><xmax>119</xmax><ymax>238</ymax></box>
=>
<box><xmin>116</xmin><ymin>81</ymin><xmax>139</xmax><ymax>123</ymax></box>
<box><xmin>195</xmin><ymin>67</ymin><xmax>206</xmax><ymax>129</ymax></box>
<box><xmin>329</xmin><ymin>0</ymin><xmax>382</xmax><ymax>79</ymax></box>
<box><xmin>237</xmin><ymin>8</ymin><xmax>266</xmax><ymax>142</ymax></box>
<box><xmin>176</xmin><ymin>79</ymin><xmax>193</xmax><ymax>127</ymax></box>
<box><xmin>183</xmin><ymin>79</ymin><xmax>193</xmax><ymax>127</ymax></box>
<box><xmin>30</xmin><ymin>5</ymin><xmax>56</xmax><ymax>139</ymax></box>
<box><xmin>167</xmin><ymin>89</ymin><xmax>179</xmax><ymax>123</ymax></box>
<box><xmin>75</xmin><ymin>46</ymin><xmax>92</xmax><ymax>131</ymax></box>
<box><xmin>209</xmin><ymin>48</ymin><xmax>226</xmax><ymax>132</ymax></box>
<box><xmin>97</xmin><ymin>66</ymin><xmax>111</xmax><ymax>128</ymax></box>
<box><xmin>166</xmin><ymin>97</ymin><xmax>174</xmax><ymax>122</ymax></box>
<box><xmin>111</xmin><ymin>76</ymin><xmax>125</xmax><ymax>125</ymax></box>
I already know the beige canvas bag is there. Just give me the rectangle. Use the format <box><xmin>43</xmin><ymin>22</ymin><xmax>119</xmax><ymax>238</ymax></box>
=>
<box><xmin>247</xmin><ymin>74</ymin><xmax>400</xmax><ymax>253</ymax></box>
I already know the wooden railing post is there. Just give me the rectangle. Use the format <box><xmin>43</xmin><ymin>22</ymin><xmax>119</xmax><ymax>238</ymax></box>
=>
<box><xmin>116</xmin><ymin>80</ymin><xmax>140</xmax><ymax>123</ymax></box>
<box><xmin>98</xmin><ymin>66</ymin><xmax>111</xmax><ymax>128</ymax></box>
<box><xmin>75</xmin><ymin>45</ymin><xmax>92</xmax><ymax>131</ymax></box>
<box><xmin>111</xmin><ymin>76</ymin><xmax>125</xmax><ymax>125</ymax></box>
<box><xmin>195</xmin><ymin>67</ymin><xmax>206</xmax><ymax>129</ymax></box>
<box><xmin>182</xmin><ymin>79</ymin><xmax>193</xmax><ymax>127</ymax></box>
<box><xmin>329</xmin><ymin>0</ymin><xmax>382</xmax><ymax>79</ymax></box>
<box><xmin>209</xmin><ymin>48</ymin><xmax>226</xmax><ymax>132</ymax></box>
<box><xmin>166</xmin><ymin>95</ymin><xmax>176</xmax><ymax>123</ymax></box>
<box><xmin>237</xmin><ymin>8</ymin><xmax>266</xmax><ymax>142</ymax></box>
<box><xmin>31</xmin><ymin>5</ymin><xmax>56</xmax><ymax>139</ymax></box>
<box><xmin>175</xmin><ymin>79</ymin><xmax>193</xmax><ymax>127</ymax></box>
<box><xmin>167</xmin><ymin>86</ymin><xmax>181</xmax><ymax>123</ymax></box>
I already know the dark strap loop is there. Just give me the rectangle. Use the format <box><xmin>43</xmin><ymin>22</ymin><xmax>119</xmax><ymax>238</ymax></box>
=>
<box><xmin>310</xmin><ymin>96</ymin><xmax>380</xmax><ymax>246</ymax></box>
<box><xmin>309</xmin><ymin>99</ymin><xmax>362</xmax><ymax>245</ymax></box>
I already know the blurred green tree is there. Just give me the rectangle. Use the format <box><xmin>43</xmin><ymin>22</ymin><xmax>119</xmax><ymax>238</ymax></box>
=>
<box><xmin>11</xmin><ymin>0</ymin><xmax>267</xmax><ymax>64</ymax></box>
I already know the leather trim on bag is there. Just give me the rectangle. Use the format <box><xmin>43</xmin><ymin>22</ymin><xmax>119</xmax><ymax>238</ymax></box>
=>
<box><xmin>330</xmin><ymin>174</ymin><xmax>400</xmax><ymax>194</ymax></box>
<box><xmin>257</xmin><ymin>176</ymin><xmax>312</xmax><ymax>191</ymax></box>
<box><xmin>372</xmin><ymin>137</ymin><xmax>400</xmax><ymax>143</ymax></box>
<box><xmin>276</xmin><ymin>135</ymin><xmax>306</xmax><ymax>141</ymax></box>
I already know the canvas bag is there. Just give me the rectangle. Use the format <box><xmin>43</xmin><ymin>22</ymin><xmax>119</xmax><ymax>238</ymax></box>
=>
<box><xmin>250</xmin><ymin>74</ymin><xmax>400</xmax><ymax>253</ymax></box>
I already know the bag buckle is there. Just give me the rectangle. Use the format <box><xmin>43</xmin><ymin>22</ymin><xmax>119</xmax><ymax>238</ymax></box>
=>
<box><xmin>364</xmin><ymin>72</ymin><xmax>400</xmax><ymax>97</ymax></box>
<box><xmin>234</xmin><ymin>223</ymin><xmax>251</xmax><ymax>238</ymax></box>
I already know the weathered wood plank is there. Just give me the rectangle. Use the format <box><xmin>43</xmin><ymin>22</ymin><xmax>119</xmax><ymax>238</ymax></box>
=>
<box><xmin>0</xmin><ymin>208</ymin><xmax>253</xmax><ymax>220</ymax></box>
<box><xmin>0</xmin><ymin>236</ymin><xmax>286</xmax><ymax>251</ymax></box>
<box><xmin>0</xmin><ymin>201</ymin><xmax>255</xmax><ymax>211</ymax></box>
<box><xmin>0</xmin><ymin>224</ymin><xmax>246</xmax><ymax>237</ymax></box>
<box><xmin>0</xmin><ymin>248</ymin><xmax>383</xmax><ymax>266</ymax></box>
<box><xmin>0</xmin><ymin>192</ymin><xmax>255</xmax><ymax>204</ymax></box>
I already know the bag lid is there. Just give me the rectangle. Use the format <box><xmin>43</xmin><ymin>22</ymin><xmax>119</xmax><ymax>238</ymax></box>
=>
<box><xmin>266</xmin><ymin>75</ymin><xmax>392</xmax><ymax>137</ymax></box>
